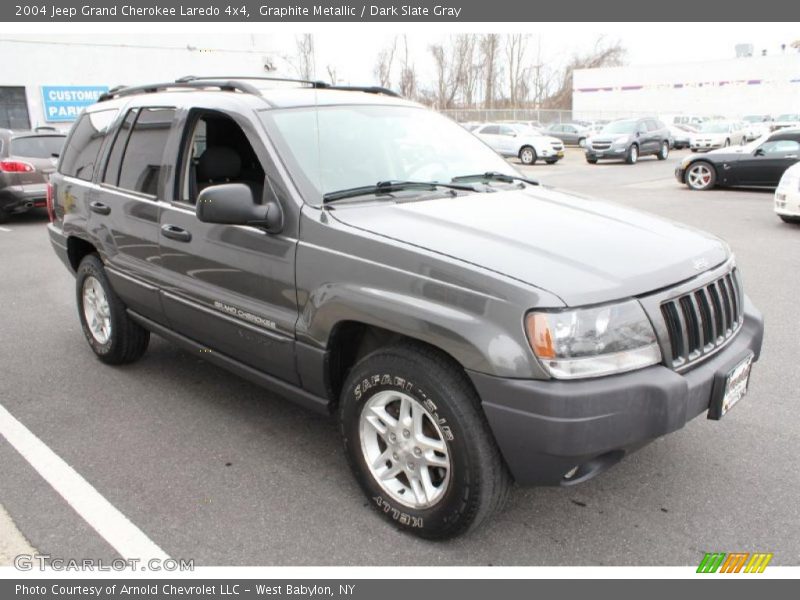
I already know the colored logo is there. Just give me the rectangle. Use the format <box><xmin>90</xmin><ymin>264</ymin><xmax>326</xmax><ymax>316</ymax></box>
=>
<box><xmin>697</xmin><ymin>552</ymin><xmax>773</xmax><ymax>573</ymax></box>
<box><xmin>41</xmin><ymin>86</ymin><xmax>109</xmax><ymax>122</ymax></box>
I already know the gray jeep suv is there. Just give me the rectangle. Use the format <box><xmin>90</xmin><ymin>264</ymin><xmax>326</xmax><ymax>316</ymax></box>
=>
<box><xmin>47</xmin><ymin>77</ymin><xmax>764</xmax><ymax>540</ymax></box>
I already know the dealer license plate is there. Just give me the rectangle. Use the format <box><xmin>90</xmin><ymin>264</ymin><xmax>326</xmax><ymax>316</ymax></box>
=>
<box><xmin>715</xmin><ymin>354</ymin><xmax>753</xmax><ymax>418</ymax></box>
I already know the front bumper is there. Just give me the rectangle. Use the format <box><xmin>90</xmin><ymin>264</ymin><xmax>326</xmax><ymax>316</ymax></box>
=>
<box><xmin>775</xmin><ymin>190</ymin><xmax>800</xmax><ymax>217</ymax></box>
<box><xmin>674</xmin><ymin>165</ymin><xmax>687</xmax><ymax>184</ymax></box>
<box><xmin>469</xmin><ymin>300</ymin><xmax>764</xmax><ymax>486</ymax></box>
<box><xmin>585</xmin><ymin>147</ymin><xmax>627</xmax><ymax>160</ymax></box>
<box><xmin>0</xmin><ymin>183</ymin><xmax>48</xmax><ymax>213</ymax></box>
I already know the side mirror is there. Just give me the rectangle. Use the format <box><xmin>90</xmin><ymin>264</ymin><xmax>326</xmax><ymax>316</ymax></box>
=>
<box><xmin>196</xmin><ymin>183</ymin><xmax>283</xmax><ymax>233</ymax></box>
<box><xmin>754</xmin><ymin>148</ymin><xmax>765</xmax><ymax>157</ymax></box>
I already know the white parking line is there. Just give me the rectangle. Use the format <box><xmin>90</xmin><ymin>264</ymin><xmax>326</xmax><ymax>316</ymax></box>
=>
<box><xmin>0</xmin><ymin>403</ymin><xmax>170</xmax><ymax>561</ymax></box>
<box><xmin>0</xmin><ymin>227</ymin><xmax>12</xmax><ymax>233</ymax></box>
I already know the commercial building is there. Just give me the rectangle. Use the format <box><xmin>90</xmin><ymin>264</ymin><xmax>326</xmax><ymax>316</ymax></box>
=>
<box><xmin>0</xmin><ymin>34</ymin><xmax>283</xmax><ymax>131</ymax></box>
<box><xmin>573</xmin><ymin>54</ymin><xmax>800</xmax><ymax>120</ymax></box>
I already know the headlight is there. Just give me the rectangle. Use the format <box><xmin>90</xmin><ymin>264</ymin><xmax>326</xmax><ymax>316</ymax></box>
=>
<box><xmin>525</xmin><ymin>300</ymin><xmax>661</xmax><ymax>379</ymax></box>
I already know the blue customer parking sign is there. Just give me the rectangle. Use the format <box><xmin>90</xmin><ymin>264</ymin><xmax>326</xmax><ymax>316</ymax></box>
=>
<box><xmin>41</xmin><ymin>86</ymin><xmax>109</xmax><ymax>122</ymax></box>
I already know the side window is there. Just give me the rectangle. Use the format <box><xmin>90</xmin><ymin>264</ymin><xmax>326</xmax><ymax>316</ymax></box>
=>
<box><xmin>102</xmin><ymin>109</ymin><xmax>137</xmax><ymax>186</ymax></box>
<box><xmin>59</xmin><ymin>109</ymin><xmax>118</xmax><ymax>181</ymax></box>
<box><xmin>117</xmin><ymin>107</ymin><xmax>175</xmax><ymax>196</ymax></box>
<box><xmin>646</xmin><ymin>119</ymin><xmax>660</xmax><ymax>131</ymax></box>
<box><xmin>637</xmin><ymin>121</ymin><xmax>648</xmax><ymax>134</ymax></box>
<box><xmin>179</xmin><ymin>112</ymin><xmax>266</xmax><ymax>205</ymax></box>
<box><xmin>760</xmin><ymin>140</ymin><xmax>800</xmax><ymax>154</ymax></box>
<box><xmin>481</xmin><ymin>125</ymin><xmax>499</xmax><ymax>135</ymax></box>
<box><xmin>498</xmin><ymin>126</ymin><xmax>515</xmax><ymax>136</ymax></box>
<box><xmin>564</xmin><ymin>125</ymin><xmax>576</xmax><ymax>133</ymax></box>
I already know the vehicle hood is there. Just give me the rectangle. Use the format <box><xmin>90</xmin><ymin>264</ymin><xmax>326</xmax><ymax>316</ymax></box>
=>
<box><xmin>590</xmin><ymin>133</ymin><xmax>630</xmax><ymax>143</ymax></box>
<box><xmin>330</xmin><ymin>186</ymin><xmax>729</xmax><ymax>306</ymax></box>
<box><xmin>523</xmin><ymin>135</ymin><xmax>562</xmax><ymax>146</ymax></box>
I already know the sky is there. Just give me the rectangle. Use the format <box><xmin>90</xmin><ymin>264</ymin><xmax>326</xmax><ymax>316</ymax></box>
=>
<box><xmin>266</xmin><ymin>23</ymin><xmax>800</xmax><ymax>85</ymax></box>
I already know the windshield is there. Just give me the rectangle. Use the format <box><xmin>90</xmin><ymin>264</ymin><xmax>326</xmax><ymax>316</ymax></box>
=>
<box><xmin>743</xmin><ymin>115</ymin><xmax>767</xmax><ymax>123</ymax></box>
<box><xmin>10</xmin><ymin>135</ymin><xmax>65</xmax><ymax>158</ymax></box>
<box><xmin>261</xmin><ymin>104</ymin><xmax>517</xmax><ymax>205</ymax></box>
<box><xmin>699</xmin><ymin>122</ymin><xmax>731</xmax><ymax>133</ymax></box>
<box><xmin>600</xmin><ymin>121</ymin><xmax>637</xmax><ymax>134</ymax></box>
<box><xmin>511</xmin><ymin>124</ymin><xmax>543</xmax><ymax>136</ymax></box>
<box><xmin>777</xmin><ymin>114</ymin><xmax>800</xmax><ymax>121</ymax></box>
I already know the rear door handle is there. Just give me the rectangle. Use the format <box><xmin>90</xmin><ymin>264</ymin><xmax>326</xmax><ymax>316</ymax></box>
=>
<box><xmin>161</xmin><ymin>224</ymin><xmax>192</xmax><ymax>242</ymax></box>
<box><xmin>89</xmin><ymin>201</ymin><xmax>111</xmax><ymax>215</ymax></box>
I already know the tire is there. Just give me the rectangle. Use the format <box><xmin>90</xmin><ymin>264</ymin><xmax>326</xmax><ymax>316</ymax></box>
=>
<box><xmin>0</xmin><ymin>210</ymin><xmax>9</xmax><ymax>224</ymax></box>
<box><xmin>586</xmin><ymin>157</ymin><xmax>598</xmax><ymax>164</ymax></box>
<box><xmin>545</xmin><ymin>159</ymin><xmax>558</xmax><ymax>165</ymax></box>
<box><xmin>519</xmin><ymin>145</ymin><xmax>537</xmax><ymax>165</ymax></box>
<box><xmin>779</xmin><ymin>215</ymin><xmax>800</xmax><ymax>224</ymax></box>
<box><xmin>685</xmin><ymin>161</ymin><xmax>717</xmax><ymax>191</ymax></box>
<box><xmin>76</xmin><ymin>254</ymin><xmax>150</xmax><ymax>365</ymax></box>
<box><xmin>691</xmin><ymin>148</ymin><xmax>698</xmax><ymax>153</ymax></box>
<box><xmin>339</xmin><ymin>341</ymin><xmax>511</xmax><ymax>540</ymax></box>
<box><xmin>577</xmin><ymin>137</ymin><xmax>587</xmax><ymax>148</ymax></box>
<box><xmin>625</xmin><ymin>144</ymin><xmax>639</xmax><ymax>164</ymax></box>
<box><xmin>657</xmin><ymin>141</ymin><xmax>669</xmax><ymax>160</ymax></box>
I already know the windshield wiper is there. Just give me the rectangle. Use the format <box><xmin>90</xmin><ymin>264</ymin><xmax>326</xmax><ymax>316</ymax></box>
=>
<box><xmin>323</xmin><ymin>180</ymin><xmax>479</xmax><ymax>203</ymax></box>
<box><xmin>451</xmin><ymin>171</ymin><xmax>539</xmax><ymax>186</ymax></box>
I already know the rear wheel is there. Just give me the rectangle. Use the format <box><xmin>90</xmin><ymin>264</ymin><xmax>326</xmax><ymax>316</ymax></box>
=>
<box><xmin>577</xmin><ymin>137</ymin><xmax>587</xmax><ymax>148</ymax></box>
<box><xmin>625</xmin><ymin>144</ymin><xmax>639</xmax><ymax>164</ymax></box>
<box><xmin>657</xmin><ymin>141</ymin><xmax>670</xmax><ymax>160</ymax></box>
<box><xmin>519</xmin><ymin>146</ymin><xmax>537</xmax><ymax>165</ymax></box>
<box><xmin>76</xmin><ymin>254</ymin><xmax>150</xmax><ymax>364</ymax></box>
<box><xmin>586</xmin><ymin>157</ymin><xmax>598</xmax><ymax>164</ymax></box>
<box><xmin>685</xmin><ymin>161</ymin><xmax>716</xmax><ymax>191</ymax></box>
<box><xmin>339</xmin><ymin>342</ymin><xmax>511</xmax><ymax>539</ymax></box>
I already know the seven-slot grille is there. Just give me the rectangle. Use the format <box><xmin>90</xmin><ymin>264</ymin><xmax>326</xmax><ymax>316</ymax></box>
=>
<box><xmin>591</xmin><ymin>141</ymin><xmax>612</xmax><ymax>150</ymax></box>
<box><xmin>660</xmin><ymin>268</ymin><xmax>744</xmax><ymax>369</ymax></box>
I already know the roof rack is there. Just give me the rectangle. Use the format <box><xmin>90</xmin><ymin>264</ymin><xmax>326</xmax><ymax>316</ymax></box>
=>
<box><xmin>97</xmin><ymin>76</ymin><xmax>401</xmax><ymax>102</ymax></box>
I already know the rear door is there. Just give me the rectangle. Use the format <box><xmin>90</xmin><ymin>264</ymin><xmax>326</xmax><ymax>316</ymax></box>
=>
<box><xmin>157</xmin><ymin>108</ymin><xmax>299</xmax><ymax>383</ymax></box>
<box><xmin>92</xmin><ymin>106</ymin><xmax>174</xmax><ymax>322</ymax></box>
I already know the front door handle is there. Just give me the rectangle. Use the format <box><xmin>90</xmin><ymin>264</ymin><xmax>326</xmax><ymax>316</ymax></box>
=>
<box><xmin>161</xmin><ymin>224</ymin><xmax>192</xmax><ymax>242</ymax></box>
<box><xmin>89</xmin><ymin>201</ymin><xmax>111</xmax><ymax>215</ymax></box>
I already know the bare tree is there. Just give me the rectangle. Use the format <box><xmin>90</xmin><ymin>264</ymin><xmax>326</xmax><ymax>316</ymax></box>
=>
<box><xmin>398</xmin><ymin>35</ymin><xmax>417</xmax><ymax>98</ymax></box>
<box><xmin>326</xmin><ymin>64</ymin><xmax>338</xmax><ymax>85</ymax></box>
<box><xmin>545</xmin><ymin>37</ymin><xmax>626</xmax><ymax>109</ymax></box>
<box><xmin>505</xmin><ymin>34</ymin><xmax>530</xmax><ymax>106</ymax></box>
<box><xmin>479</xmin><ymin>34</ymin><xmax>501</xmax><ymax>109</ymax></box>
<box><xmin>455</xmin><ymin>34</ymin><xmax>479</xmax><ymax>107</ymax></box>
<box><xmin>374</xmin><ymin>37</ymin><xmax>397</xmax><ymax>89</ymax></box>
<box><xmin>528</xmin><ymin>37</ymin><xmax>556</xmax><ymax>107</ymax></box>
<box><xmin>291</xmin><ymin>34</ymin><xmax>316</xmax><ymax>80</ymax></box>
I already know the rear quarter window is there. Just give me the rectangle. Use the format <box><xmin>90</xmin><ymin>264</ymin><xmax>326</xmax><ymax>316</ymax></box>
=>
<box><xmin>10</xmin><ymin>135</ymin><xmax>66</xmax><ymax>159</ymax></box>
<box><xmin>59</xmin><ymin>109</ymin><xmax>119</xmax><ymax>181</ymax></box>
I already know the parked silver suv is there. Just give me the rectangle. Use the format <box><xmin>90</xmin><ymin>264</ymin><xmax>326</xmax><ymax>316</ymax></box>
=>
<box><xmin>48</xmin><ymin>77</ymin><xmax>763</xmax><ymax>539</ymax></box>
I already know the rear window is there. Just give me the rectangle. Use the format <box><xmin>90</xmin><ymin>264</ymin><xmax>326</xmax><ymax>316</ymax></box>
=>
<box><xmin>59</xmin><ymin>109</ymin><xmax>118</xmax><ymax>181</ymax></box>
<box><xmin>10</xmin><ymin>135</ymin><xmax>66</xmax><ymax>159</ymax></box>
<box><xmin>116</xmin><ymin>107</ymin><xmax>175</xmax><ymax>196</ymax></box>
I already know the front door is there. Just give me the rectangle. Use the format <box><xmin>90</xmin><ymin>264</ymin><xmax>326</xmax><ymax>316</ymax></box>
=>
<box><xmin>157</xmin><ymin>109</ymin><xmax>299</xmax><ymax>383</ymax></box>
<box><xmin>736</xmin><ymin>138</ymin><xmax>800</xmax><ymax>186</ymax></box>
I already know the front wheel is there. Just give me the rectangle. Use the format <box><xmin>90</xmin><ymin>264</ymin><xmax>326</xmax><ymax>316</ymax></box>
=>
<box><xmin>76</xmin><ymin>254</ymin><xmax>150</xmax><ymax>364</ymax></box>
<box><xmin>657</xmin><ymin>141</ymin><xmax>670</xmax><ymax>160</ymax></box>
<box><xmin>519</xmin><ymin>146</ymin><xmax>537</xmax><ymax>165</ymax></box>
<box><xmin>545</xmin><ymin>158</ymin><xmax>559</xmax><ymax>165</ymax></box>
<box><xmin>625</xmin><ymin>144</ymin><xmax>639</xmax><ymax>164</ymax></box>
<box><xmin>685</xmin><ymin>161</ymin><xmax>716</xmax><ymax>191</ymax></box>
<box><xmin>339</xmin><ymin>342</ymin><xmax>511</xmax><ymax>539</ymax></box>
<box><xmin>586</xmin><ymin>157</ymin><xmax>598</xmax><ymax>164</ymax></box>
<box><xmin>779</xmin><ymin>215</ymin><xmax>800</xmax><ymax>224</ymax></box>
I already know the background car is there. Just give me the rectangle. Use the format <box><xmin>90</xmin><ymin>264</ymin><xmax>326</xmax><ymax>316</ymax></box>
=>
<box><xmin>673</xmin><ymin>115</ymin><xmax>706</xmax><ymax>127</ymax></box>
<box><xmin>676</xmin><ymin>128</ymin><xmax>800</xmax><ymax>191</ymax></box>
<box><xmin>772</xmin><ymin>114</ymin><xmax>800</xmax><ymax>131</ymax></box>
<box><xmin>545</xmin><ymin>122</ymin><xmax>592</xmax><ymax>147</ymax></box>
<box><xmin>473</xmin><ymin>122</ymin><xmax>564</xmax><ymax>165</ymax></box>
<box><xmin>505</xmin><ymin>119</ymin><xmax>543</xmax><ymax>130</ymax></box>
<box><xmin>774</xmin><ymin>161</ymin><xmax>800</xmax><ymax>224</ymax></box>
<box><xmin>0</xmin><ymin>129</ymin><xmax>66</xmax><ymax>223</ymax></box>
<box><xmin>742</xmin><ymin>114</ymin><xmax>773</xmax><ymax>141</ymax></box>
<box><xmin>585</xmin><ymin>117</ymin><xmax>671</xmax><ymax>164</ymax></box>
<box><xmin>460</xmin><ymin>121</ymin><xmax>483</xmax><ymax>132</ymax></box>
<box><xmin>669</xmin><ymin>124</ymin><xmax>696</xmax><ymax>149</ymax></box>
<box><xmin>690</xmin><ymin>121</ymin><xmax>747</xmax><ymax>151</ymax></box>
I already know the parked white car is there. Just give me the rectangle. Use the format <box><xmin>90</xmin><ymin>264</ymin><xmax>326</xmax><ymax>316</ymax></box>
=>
<box><xmin>690</xmin><ymin>121</ymin><xmax>747</xmax><ymax>152</ymax></box>
<box><xmin>473</xmin><ymin>123</ymin><xmax>565</xmax><ymax>165</ymax></box>
<box><xmin>775</xmin><ymin>161</ymin><xmax>800</xmax><ymax>224</ymax></box>
<box><xmin>772</xmin><ymin>113</ymin><xmax>800</xmax><ymax>131</ymax></box>
<box><xmin>742</xmin><ymin>115</ymin><xmax>773</xmax><ymax>141</ymax></box>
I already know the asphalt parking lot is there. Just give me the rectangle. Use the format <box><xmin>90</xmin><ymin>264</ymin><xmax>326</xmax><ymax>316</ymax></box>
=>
<box><xmin>1</xmin><ymin>147</ymin><xmax>798</xmax><ymax>567</ymax></box>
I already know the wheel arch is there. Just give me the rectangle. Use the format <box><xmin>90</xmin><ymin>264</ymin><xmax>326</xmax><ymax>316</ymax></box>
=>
<box><xmin>67</xmin><ymin>235</ymin><xmax>99</xmax><ymax>272</ymax></box>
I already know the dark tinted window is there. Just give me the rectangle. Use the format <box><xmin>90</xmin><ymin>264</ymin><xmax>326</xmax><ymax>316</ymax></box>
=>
<box><xmin>10</xmin><ymin>135</ymin><xmax>66</xmax><ymax>158</ymax></box>
<box><xmin>117</xmin><ymin>108</ymin><xmax>175</xmax><ymax>195</ymax></box>
<box><xmin>481</xmin><ymin>125</ymin><xmax>499</xmax><ymax>135</ymax></box>
<box><xmin>60</xmin><ymin>109</ymin><xmax>118</xmax><ymax>181</ymax></box>
<box><xmin>103</xmin><ymin>109</ymin><xmax>137</xmax><ymax>186</ymax></box>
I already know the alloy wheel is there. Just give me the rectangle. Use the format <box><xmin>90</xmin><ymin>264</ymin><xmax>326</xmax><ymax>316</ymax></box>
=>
<box><xmin>82</xmin><ymin>276</ymin><xmax>112</xmax><ymax>344</ymax></box>
<box><xmin>687</xmin><ymin>164</ymin><xmax>713</xmax><ymax>189</ymax></box>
